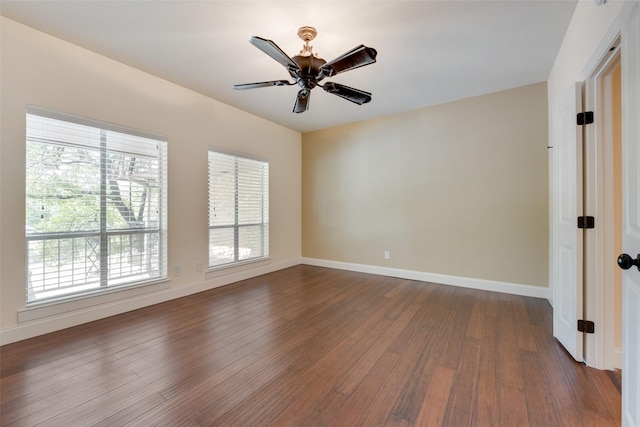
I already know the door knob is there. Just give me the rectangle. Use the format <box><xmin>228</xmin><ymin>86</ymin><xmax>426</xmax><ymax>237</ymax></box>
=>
<box><xmin>617</xmin><ymin>253</ymin><xmax>640</xmax><ymax>270</ymax></box>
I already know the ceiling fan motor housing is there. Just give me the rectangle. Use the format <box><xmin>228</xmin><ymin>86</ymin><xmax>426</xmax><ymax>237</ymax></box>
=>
<box><xmin>291</xmin><ymin>54</ymin><xmax>327</xmax><ymax>90</ymax></box>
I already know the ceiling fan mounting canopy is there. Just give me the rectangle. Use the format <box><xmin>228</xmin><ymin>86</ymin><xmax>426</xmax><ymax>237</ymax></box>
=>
<box><xmin>297</xmin><ymin>26</ymin><xmax>317</xmax><ymax>43</ymax></box>
<box><xmin>234</xmin><ymin>26</ymin><xmax>377</xmax><ymax>113</ymax></box>
<box><xmin>297</xmin><ymin>25</ymin><xmax>317</xmax><ymax>57</ymax></box>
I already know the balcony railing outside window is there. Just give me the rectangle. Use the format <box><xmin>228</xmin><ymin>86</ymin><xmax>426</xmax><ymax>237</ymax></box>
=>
<box><xmin>27</xmin><ymin>229</ymin><xmax>161</xmax><ymax>301</ymax></box>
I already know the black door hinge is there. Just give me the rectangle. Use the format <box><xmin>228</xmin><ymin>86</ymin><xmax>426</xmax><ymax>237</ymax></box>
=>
<box><xmin>577</xmin><ymin>111</ymin><xmax>594</xmax><ymax>125</ymax></box>
<box><xmin>577</xmin><ymin>216</ymin><xmax>595</xmax><ymax>229</ymax></box>
<box><xmin>578</xmin><ymin>319</ymin><xmax>595</xmax><ymax>334</ymax></box>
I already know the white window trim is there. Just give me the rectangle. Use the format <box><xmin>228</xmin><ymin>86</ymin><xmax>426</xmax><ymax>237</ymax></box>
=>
<box><xmin>25</xmin><ymin>106</ymin><xmax>168</xmax><ymax>305</ymax></box>
<box><xmin>208</xmin><ymin>145</ymin><xmax>269</xmax><ymax>269</ymax></box>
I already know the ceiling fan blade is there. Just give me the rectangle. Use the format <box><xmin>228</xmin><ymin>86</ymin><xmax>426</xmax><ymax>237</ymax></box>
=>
<box><xmin>319</xmin><ymin>45</ymin><xmax>377</xmax><ymax>77</ymax></box>
<box><xmin>250</xmin><ymin>36</ymin><xmax>301</xmax><ymax>72</ymax></box>
<box><xmin>322</xmin><ymin>82</ymin><xmax>372</xmax><ymax>105</ymax></box>
<box><xmin>234</xmin><ymin>80</ymin><xmax>293</xmax><ymax>90</ymax></box>
<box><xmin>293</xmin><ymin>90</ymin><xmax>311</xmax><ymax>113</ymax></box>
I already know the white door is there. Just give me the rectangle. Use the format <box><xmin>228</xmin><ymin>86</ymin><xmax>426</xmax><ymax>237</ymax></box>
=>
<box><xmin>552</xmin><ymin>82</ymin><xmax>584</xmax><ymax>362</ymax></box>
<box><xmin>620</xmin><ymin>3</ymin><xmax>640</xmax><ymax>425</ymax></box>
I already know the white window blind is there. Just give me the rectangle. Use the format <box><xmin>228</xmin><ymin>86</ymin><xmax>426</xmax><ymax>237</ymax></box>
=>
<box><xmin>208</xmin><ymin>148</ymin><xmax>269</xmax><ymax>268</ymax></box>
<box><xmin>25</xmin><ymin>107</ymin><xmax>167</xmax><ymax>303</ymax></box>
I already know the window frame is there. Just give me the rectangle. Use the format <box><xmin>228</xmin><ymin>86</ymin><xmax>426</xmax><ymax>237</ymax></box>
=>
<box><xmin>208</xmin><ymin>146</ymin><xmax>269</xmax><ymax>269</ymax></box>
<box><xmin>25</xmin><ymin>106</ymin><xmax>168</xmax><ymax>305</ymax></box>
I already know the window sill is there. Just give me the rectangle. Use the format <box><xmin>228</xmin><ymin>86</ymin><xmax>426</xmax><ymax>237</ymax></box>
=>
<box><xmin>205</xmin><ymin>257</ymin><xmax>271</xmax><ymax>280</ymax></box>
<box><xmin>18</xmin><ymin>279</ymin><xmax>170</xmax><ymax>323</ymax></box>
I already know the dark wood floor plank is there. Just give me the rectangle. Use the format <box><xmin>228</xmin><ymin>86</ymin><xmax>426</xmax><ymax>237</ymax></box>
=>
<box><xmin>391</xmin><ymin>309</ymin><xmax>457</xmax><ymax>424</ymax></box>
<box><xmin>413</xmin><ymin>366</ymin><xmax>456</xmax><ymax>427</ymax></box>
<box><xmin>91</xmin><ymin>392</ymin><xmax>168</xmax><ymax>427</ymax></box>
<box><xmin>532</xmin><ymin>321</ymin><xmax>590</xmax><ymax>426</ymax></box>
<box><xmin>500</xmin><ymin>385</ymin><xmax>530</xmax><ymax>426</ymax></box>
<box><xmin>472</xmin><ymin>318</ymin><xmax>500</xmax><ymax>426</ymax></box>
<box><xmin>190</xmin><ymin>312</ymin><xmax>369</xmax><ymax>426</ymax></box>
<box><xmin>520</xmin><ymin>347</ymin><xmax>563</xmax><ymax>427</ymax></box>
<box><xmin>212</xmin><ymin>285</ymin><xmax>418</xmax><ymax>426</ymax></box>
<box><xmin>442</xmin><ymin>336</ymin><xmax>481</xmax><ymax>426</ymax></box>
<box><xmin>264</xmin><ymin>314</ymin><xmax>403</xmax><ymax>426</ymax></box>
<box><xmin>325</xmin><ymin>350</ymin><xmax>400</xmax><ymax>427</ymax></box>
<box><xmin>334</xmin><ymin>302</ymin><xmax>422</xmax><ymax>396</ymax></box>
<box><xmin>0</xmin><ymin>265</ymin><xmax>621</xmax><ymax>426</ymax></box>
<box><xmin>354</xmin><ymin>303</ymin><xmax>456</xmax><ymax>426</ymax></box>
<box><xmin>465</xmin><ymin>290</ymin><xmax>486</xmax><ymax>341</ymax></box>
<box><xmin>129</xmin><ymin>349</ymin><xmax>277</xmax><ymax>427</ymax></box>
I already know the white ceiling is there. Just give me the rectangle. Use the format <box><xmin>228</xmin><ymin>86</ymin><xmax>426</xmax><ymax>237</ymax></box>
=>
<box><xmin>1</xmin><ymin>0</ymin><xmax>577</xmax><ymax>133</ymax></box>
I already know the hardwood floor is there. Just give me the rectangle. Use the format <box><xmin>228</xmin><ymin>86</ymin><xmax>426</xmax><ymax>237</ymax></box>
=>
<box><xmin>0</xmin><ymin>265</ymin><xmax>621</xmax><ymax>426</ymax></box>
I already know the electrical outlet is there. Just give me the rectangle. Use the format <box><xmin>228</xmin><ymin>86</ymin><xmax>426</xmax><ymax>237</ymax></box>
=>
<box><xmin>384</xmin><ymin>250</ymin><xmax>390</xmax><ymax>260</ymax></box>
<box><xmin>196</xmin><ymin>262</ymin><xmax>203</xmax><ymax>273</ymax></box>
<box><xmin>174</xmin><ymin>265</ymin><xmax>182</xmax><ymax>276</ymax></box>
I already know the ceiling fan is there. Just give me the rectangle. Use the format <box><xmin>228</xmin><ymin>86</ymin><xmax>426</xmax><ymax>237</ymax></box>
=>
<box><xmin>234</xmin><ymin>26</ymin><xmax>377</xmax><ymax>113</ymax></box>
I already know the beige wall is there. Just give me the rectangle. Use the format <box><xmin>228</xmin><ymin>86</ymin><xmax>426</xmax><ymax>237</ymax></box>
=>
<box><xmin>302</xmin><ymin>82</ymin><xmax>549</xmax><ymax>287</ymax></box>
<box><xmin>0</xmin><ymin>18</ymin><xmax>301</xmax><ymax>342</ymax></box>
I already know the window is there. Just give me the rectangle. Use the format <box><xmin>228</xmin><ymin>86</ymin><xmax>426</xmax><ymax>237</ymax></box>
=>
<box><xmin>208</xmin><ymin>148</ymin><xmax>269</xmax><ymax>268</ymax></box>
<box><xmin>25</xmin><ymin>107</ymin><xmax>167</xmax><ymax>303</ymax></box>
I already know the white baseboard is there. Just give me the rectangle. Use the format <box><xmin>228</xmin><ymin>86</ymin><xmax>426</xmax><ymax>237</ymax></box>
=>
<box><xmin>1</xmin><ymin>257</ymin><xmax>550</xmax><ymax>345</ymax></box>
<box><xmin>614</xmin><ymin>347</ymin><xmax>622</xmax><ymax>370</ymax></box>
<box><xmin>301</xmin><ymin>257</ymin><xmax>550</xmax><ymax>299</ymax></box>
<box><xmin>0</xmin><ymin>258</ymin><xmax>301</xmax><ymax>346</ymax></box>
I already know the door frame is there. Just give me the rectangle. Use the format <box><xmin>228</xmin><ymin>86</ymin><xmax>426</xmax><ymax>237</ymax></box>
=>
<box><xmin>570</xmin><ymin>0</ymin><xmax>636</xmax><ymax>371</ymax></box>
<box><xmin>582</xmin><ymin>37</ymin><xmax>621</xmax><ymax>370</ymax></box>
